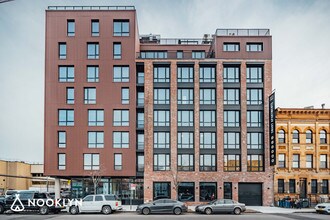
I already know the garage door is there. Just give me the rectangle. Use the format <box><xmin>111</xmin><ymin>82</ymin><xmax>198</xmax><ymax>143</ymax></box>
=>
<box><xmin>238</xmin><ymin>183</ymin><xmax>262</xmax><ymax>206</ymax></box>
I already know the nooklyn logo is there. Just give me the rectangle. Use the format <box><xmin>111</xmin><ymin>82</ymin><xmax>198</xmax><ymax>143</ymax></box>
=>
<box><xmin>10</xmin><ymin>194</ymin><xmax>25</xmax><ymax>212</ymax></box>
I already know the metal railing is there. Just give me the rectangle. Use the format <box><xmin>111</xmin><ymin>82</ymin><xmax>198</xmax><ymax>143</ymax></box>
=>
<box><xmin>216</xmin><ymin>29</ymin><xmax>270</xmax><ymax>36</ymax></box>
<box><xmin>136</xmin><ymin>51</ymin><xmax>213</xmax><ymax>59</ymax></box>
<box><xmin>47</xmin><ymin>6</ymin><xmax>135</xmax><ymax>11</ymax></box>
<box><xmin>140</xmin><ymin>36</ymin><xmax>212</xmax><ymax>45</ymax></box>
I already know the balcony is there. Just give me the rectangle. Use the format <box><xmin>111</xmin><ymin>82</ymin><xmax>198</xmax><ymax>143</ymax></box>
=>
<box><xmin>47</xmin><ymin>6</ymin><xmax>135</xmax><ymax>11</ymax></box>
<box><xmin>216</xmin><ymin>29</ymin><xmax>270</xmax><ymax>36</ymax></box>
<box><xmin>139</xmin><ymin>35</ymin><xmax>212</xmax><ymax>45</ymax></box>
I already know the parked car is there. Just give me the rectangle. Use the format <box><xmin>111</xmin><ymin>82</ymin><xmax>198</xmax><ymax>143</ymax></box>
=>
<box><xmin>67</xmin><ymin>194</ymin><xmax>122</xmax><ymax>215</ymax></box>
<box><xmin>195</xmin><ymin>199</ymin><xmax>246</xmax><ymax>215</ymax></box>
<box><xmin>136</xmin><ymin>199</ymin><xmax>187</xmax><ymax>215</ymax></box>
<box><xmin>315</xmin><ymin>202</ymin><xmax>330</xmax><ymax>214</ymax></box>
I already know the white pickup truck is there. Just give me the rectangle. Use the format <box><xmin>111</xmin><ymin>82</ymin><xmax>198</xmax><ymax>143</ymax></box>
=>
<box><xmin>67</xmin><ymin>194</ymin><xmax>122</xmax><ymax>215</ymax></box>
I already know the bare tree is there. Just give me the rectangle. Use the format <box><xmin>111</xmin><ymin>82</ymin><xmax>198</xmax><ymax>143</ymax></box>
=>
<box><xmin>89</xmin><ymin>164</ymin><xmax>106</xmax><ymax>194</ymax></box>
<box><xmin>171</xmin><ymin>170</ymin><xmax>180</xmax><ymax>200</ymax></box>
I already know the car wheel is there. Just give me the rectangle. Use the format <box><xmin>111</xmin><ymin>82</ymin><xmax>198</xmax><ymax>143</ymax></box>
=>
<box><xmin>0</xmin><ymin>204</ymin><xmax>4</xmax><ymax>214</ymax></box>
<box><xmin>173</xmin><ymin>207</ymin><xmax>182</xmax><ymax>215</ymax></box>
<box><xmin>205</xmin><ymin>208</ymin><xmax>212</xmax><ymax>215</ymax></box>
<box><xmin>142</xmin><ymin>207</ymin><xmax>150</xmax><ymax>215</ymax></box>
<box><xmin>39</xmin><ymin>206</ymin><xmax>49</xmax><ymax>215</ymax></box>
<box><xmin>70</xmin><ymin>206</ymin><xmax>79</xmax><ymax>215</ymax></box>
<box><xmin>234</xmin><ymin>207</ymin><xmax>241</xmax><ymax>215</ymax></box>
<box><xmin>102</xmin><ymin>205</ymin><xmax>112</xmax><ymax>215</ymax></box>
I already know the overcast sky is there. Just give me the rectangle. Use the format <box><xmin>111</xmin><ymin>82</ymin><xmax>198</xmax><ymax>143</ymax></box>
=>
<box><xmin>0</xmin><ymin>0</ymin><xmax>329</xmax><ymax>163</ymax></box>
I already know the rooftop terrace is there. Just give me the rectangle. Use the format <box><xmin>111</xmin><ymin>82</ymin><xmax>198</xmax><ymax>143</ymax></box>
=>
<box><xmin>47</xmin><ymin>6</ymin><xmax>135</xmax><ymax>11</ymax></box>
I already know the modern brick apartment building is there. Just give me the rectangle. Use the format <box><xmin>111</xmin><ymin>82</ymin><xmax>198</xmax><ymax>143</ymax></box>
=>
<box><xmin>44</xmin><ymin>6</ymin><xmax>273</xmax><ymax>205</ymax></box>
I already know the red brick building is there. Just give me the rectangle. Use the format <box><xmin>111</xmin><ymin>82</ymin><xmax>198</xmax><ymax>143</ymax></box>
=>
<box><xmin>44</xmin><ymin>6</ymin><xmax>273</xmax><ymax>205</ymax></box>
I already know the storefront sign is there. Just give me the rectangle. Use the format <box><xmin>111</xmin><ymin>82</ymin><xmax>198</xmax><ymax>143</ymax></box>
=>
<box><xmin>269</xmin><ymin>92</ymin><xmax>276</xmax><ymax>166</ymax></box>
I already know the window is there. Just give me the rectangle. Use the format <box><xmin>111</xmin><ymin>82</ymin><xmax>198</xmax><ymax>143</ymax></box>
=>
<box><xmin>200</xmin><ymin>89</ymin><xmax>216</xmax><ymax>105</ymax></box>
<box><xmin>154</xmin><ymin>132</ymin><xmax>170</xmax><ymax>149</ymax></box>
<box><xmin>321</xmin><ymin>180</ymin><xmax>329</xmax><ymax>194</ymax></box>
<box><xmin>84</xmin><ymin>88</ymin><xmax>96</xmax><ymax>104</ymax></box>
<box><xmin>67</xmin><ymin>20</ymin><xmax>75</xmax><ymax>36</ymax></box>
<box><xmin>178</xmin><ymin>89</ymin><xmax>194</xmax><ymax>104</ymax></box>
<box><xmin>91</xmin><ymin>20</ymin><xmax>99</xmax><ymax>36</ymax></box>
<box><xmin>200</xmin><ymin>132</ymin><xmax>216</xmax><ymax>149</ymax></box>
<box><xmin>306</xmin><ymin>154</ymin><xmax>313</xmax><ymax>168</ymax></box>
<box><xmin>113</xmin><ymin>20</ymin><xmax>129</xmax><ymax>36</ymax></box>
<box><xmin>87</xmin><ymin>43</ymin><xmax>99</xmax><ymax>59</ymax></box>
<box><xmin>121</xmin><ymin>88</ymin><xmax>129</xmax><ymax>104</ymax></box>
<box><xmin>138</xmin><ymin>92</ymin><xmax>144</xmax><ymax>106</ymax></box>
<box><xmin>178</xmin><ymin>132</ymin><xmax>194</xmax><ymax>149</ymax></box>
<box><xmin>200</xmin><ymin>154</ymin><xmax>216</xmax><ymax>171</ymax></box>
<box><xmin>177</xmin><ymin>154</ymin><xmax>194</xmax><ymax>171</ymax></box>
<box><xmin>223</xmin><ymin>66</ymin><xmax>239</xmax><ymax>83</ymax></box>
<box><xmin>289</xmin><ymin>179</ymin><xmax>296</xmax><ymax>193</ymax></box>
<box><xmin>58</xmin><ymin>131</ymin><xmax>66</xmax><ymax>148</ymax></box>
<box><xmin>154</xmin><ymin>88</ymin><xmax>170</xmax><ymax>104</ymax></box>
<box><xmin>154</xmin><ymin>66</ymin><xmax>170</xmax><ymax>83</ymax></box>
<box><xmin>223</xmin><ymin>43</ymin><xmax>239</xmax><ymax>51</ymax></box>
<box><xmin>153</xmin><ymin>182</ymin><xmax>171</xmax><ymax>200</ymax></box>
<box><xmin>200</xmin><ymin>110</ymin><xmax>216</xmax><ymax>127</ymax></box>
<box><xmin>278</xmin><ymin>154</ymin><xmax>286</xmax><ymax>168</ymax></box>
<box><xmin>137</xmin><ymin>155</ymin><xmax>144</xmax><ymax>172</ymax></box>
<box><xmin>113</xmin><ymin>42</ymin><xmax>121</xmax><ymax>59</ymax></box>
<box><xmin>177</xmin><ymin>67</ymin><xmax>194</xmax><ymax>83</ymax></box>
<box><xmin>278</xmin><ymin>179</ymin><xmax>284</xmax><ymax>193</ymax></box>
<box><xmin>154</xmin><ymin>154</ymin><xmax>170</xmax><ymax>171</ymax></box>
<box><xmin>224</xmin><ymin>132</ymin><xmax>240</xmax><ymax>149</ymax></box>
<box><xmin>247</xmin><ymin>66</ymin><xmax>263</xmax><ymax>83</ymax></box>
<box><xmin>178</xmin><ymin>110</ymin><xmax>194</xmax><ymax>126</ymax></box>
<box><xmin>224</xmin><ymin>111</ymin><xmax>240</xmax><ymax>127</ymax></box>
<box><xmin>306</xmin><ymin>130</ymin><xmax>313</xmax><ymax>144</ymax></box>
<box><xmin>292</xmin><ymin>154</ymin><xmax>300</xmax><ymax>168</ymax></box>
<box><xmin>58</xmin><ymin>109</ymin><xmax>74</xmax><ymax>126</ymax></box>
<box><xmin>200</xmin><ymin>66</ymin><xmax>215</xmax><ymax>83</ymax></box>
<box><xmin>224</xmin><ymin>89</ymin><xmax>240</xmax><ymax>105</ymax></box>
<box><xmin>320</xmin><ymin>130</ymin><xmax>327</xmax><ymax>144</ymax></box>
<box><xmin>58</xmin><ymin>154</ymin><xmax>66</xmax><ymax>170</ymax></box>
<box><xmin>154</xmin><ymin>110</ymin><xmax>170</xmax><ymax>126</ymax></box>
<box><xmin>113</xmin><ymin>110</ymin><xmax>129</xmax><ymax>126</ymax></box>
<box><xmin>140</xmin><ymin>51</ymin><xmax>167</xmax><ymax>59</ymax></box>
<box><xmin>247</xmin><ymin>155</ymin><xmax>264</xmax><ymax>171</ymax></box>
<box><xmin>83</xmin><ymin>196</ymin><xmax>93</xmax><ymax>202</ymax></box>
<box><xmin>177</xmin><ymin>51</ymin><xmax>183</xmax><ymax>59</ymax></box>
<box><xmin>178</xmin><ymin>182</ymin><xmax>195</xmax><ymax>201</ymax></box>
<box><xmin>137</xmin><ymin>72</ymin><xmax>144</xmax><ymax>84</ymax></box>
<box><xmin>137</xmin><ymin>133</ymin><xmax>144</xmax><ymax>150</ymax></box>
<box><xmin>87</xmin><ymin>66</ymin><xmax>99</xmax><ymax>82</ymax></box>
<box><xmin>200</xmin><ymin>182</ymin><xmax>217</xmax><ymax>201</ymax></box>
<box><xmin>113</xmin><ymin>132</ymin><xmax>129</xmax><ymax>148</ymax></box>
<box><xmin>320</xmin><ymin>155</ymin><xmax>327</xmax><ymax>168</ymax></box>
<box><xmin>84</xmin><ymin>154</ymin><xmax>99</xmax><ymax>170</ymax></box>
<box><xmin>114</xmin><ymin>154</ymin><xmax>122</xmax><ymax>170</ymax></box>
<box><xmin>137</xmin><ymin>112</ymin><xmax>144</xmax><ymax>128</ymax></box>
<box><xmin>247</xmin><ymin>89</ymin><xmax>263</xmax><ymax>105</ymax></box>
<box><xmin>192</xmin><ymin>51</ymin><xmax>205</xmax><ymax>59</ymax></box>
<box><xmin>278</xmin><ymin>130</ymin><xmax>285</xmax><ymax>143</ymax></box>
<box><xmin>88</xmin><ymin>131</ymin><xmax>104</xmax><ymax>148</ymax></box>
<box><xmin>95</xmin><ymin>196</ymin><xmax>103</xmax><ymax>202</ymax></box>
<box><xmin>247</xmin><ymin>132</ymin><xmax>263</xmax><ymax>149</ymax></box>
<box><xmin>88</xmin><ymin>110</ymin><xmax>104</xmax><ymax>126</ymax></box>
<box><xmin>59</xmin><ymin>66</ymin><xmax>74</xmax><ymax>82</ymax></box>
<box><xmin>292</xmin><ymin>130</ymin><xmax>299</xmax><ymax>143</ymax></box>
<box><xmin>66</xmin><ymin>88</ymin><xmax>74</xmax><ymax>104</ymax></box>
<box><xmin>247</xmin><ymin>111</ymin><xmax>263</xmax><ymax>127</ymax></box>
<box><xmin>113</xmin><ymin>66</ymin><xmax>129</xmax><ymax>82</ymax></box>
<box><xmin>224</xmin><ymin>182</ymin><xmax>232</xmax><ymax>199</ymax></box>
<box><xmin>59</xmin><ymin>43</ymin><xmax>67</xmax><ymax>59</ymax></box>
<box><xmin>246</xmin><ymin>43</ymin><xmax>263</xmax><ymax>52</ymax></box>
<box><xmin>224</xmin><ymin>155</ymin><xmax>241</xmax><ymax>172</ymax></box>
<box><xmin>311</xmin><ymin>179</ymin><xmax>317</xmax><ymax>194</ymax></box>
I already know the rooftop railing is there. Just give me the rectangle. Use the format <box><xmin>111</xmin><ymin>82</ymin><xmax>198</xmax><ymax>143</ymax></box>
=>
<box><xmin>47</xmin><ymin>6</ymin><xmax>135</xmax><ymax>11</ymax></box>
<box><xmin>140</xmin><ymin>35</ymin><xmax>212</xmax><ymax>45</ymax></box>
<box><xmin>216</xmin><ymin>29</ymin><xmax>270</xmax><ymax>36</ymax></box>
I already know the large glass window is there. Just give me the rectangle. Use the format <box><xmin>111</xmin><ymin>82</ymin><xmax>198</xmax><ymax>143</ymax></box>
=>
<box><xmin>88</xmin><ymin>131</ymin><xmax>104</xmax><ymax>148</ymax></box>
<box><xmin>153</xmin><ymin>182</ymin><xmax>170</xmax><ymax>200</ymax></box>
<box><xmin>223</xmin><ymin>66</ymin><xmax>239</xmax><ymax>83</ymax></box>
<box><xmin>154</xmin><ymin>154</ymin><xmax>170</xmax><ymax>171</ymax></box>
<box><xmin>88</xmin><ymin>110</ymin><xmax>104</xmax><ymax>126</ymax></box>
<box><xmin>200</xmin><ymin>182</ymin><xmax>217</xmax><ymax>201</ymax></box>
<box><xmin>200</xmin><ymin>132</ymin><xmax>216</xmax><ymax>149</ymax></box>
<box><xmin>58</xmin><ymin>154</ymin><xmax>66</xmax><ymax>170</ymax></box>
<box><xmin>137</xmin><ymin>133</ymin><xmax>144</xmax><ymax>150</ymax></box>
<box><xmin>289</xmin><ymin>179</ymin><xmax>296</xmax><ymax>193</ymax></box>
<box><xmin>292</xmin><ymin>154</ymin><xmax>300</xmax><ymax>168</ymax></box>
<box><xmin>247</xmin><ymin>111</ymin><xmax>263</xmax><ymax>127</ymax></box>
<box><xmin>178</xmin><ymin>110</ymin><xmax>194</xmax><ymax>126</ymax></box>
<box><xmin>59</xmin><ymin>66</ymin><xmax>74</xmax><ymax>82</ymax></box>
<box><xmin>306</xmin><ymin>130</ymin><xmax>313</xmax><ymax>144</ymax></box>
<box><xmin>87</xmin><ymin>43</ymin><xmax>99</xmax><ymax>59</ymax></box>
<box><xmin>306</xmin><ymin>154</ymin><xmax>313</xmax><ymax>168</ymax></box>
<box><xmin>278</xmin><ymin>153</ymin><xmax>286</xmax><ymax>168</ymax></box>
<box><xmin>223</xmin><ymin>43</ymin><xmax>239</xmax><ymax>51</ymax></box>
<box><xmin>87</xmin><ymin>66</ymin><xmax>99</xmax><ymax>82</ymax></box>
<box><xmin>292</xmin><ymin>130</ymin><xmax>299</xmax><ymax>143</ymax></box>
<box><xmin>178</xmin><ymin>183</ymin><xmax>195</xmax><ymax>202</ymax></box>
<box><xmin>224</xmin><ymin>111</ymin><xmax>240</xmax><ymax>127</ymax></box>
<box><xmin>247</xmin><ymin>66</ymin><xmax>263</xmax><ymax>83</ymax></box>
<box><xmin>177</xmin><ymin>67</ymin><xmax>194</xmax><ymax>83</ymax></box>
<box><xmin>137</xmin><ymin>155</ymin><xmax>144</xmax><ymax>172</ymax></box>
<box><xmin>178</xmin><ymin>132</ymin><xmax>194</xmax><ymax>149</ymax></box>
<box><xmin>140</xmin><ymin>51</ymin><xmax>168</xmax><ymax>59</ymax></box>
<box><xmin>113</xmin><ymin>20</ymin><xmax>129</xmax><ymax>36</ymax></box>
<box><xmin>178</xmin><ymin>89</ymin><xmax>194</xmax><ymax>104</ymax></box>
<box><xmin>113</xmin><ymin>66</ymin><xmax>129</xmax><ymax>82</ymax></box>
<box><xmin>66</xmin><ymin>87</ymin><xmax>74</xmax><ymax>104</ymax></box>
<box><xmin>247</xmin><ymin>132</ymin><xmax>263</xmax><ymax>149</ymax></box>
<box><xmin>200</xmin><ymin>110</ymin><xmax>216</xmax><ymax>127</ymax></box>
<box><xmin>177</xmin><ymin>154</ymin><xmax>194</xmax><ymax>171</ymax></box>
<box><xmin>320</xmin><ymin>155</ymin><xmax>328</xmax><ymax>168</ymax></box>
<box><xmin>91</xmin><ymin>20</ymin><xmax>99</xmax><ymax>36</ymax></box>
<box><xmin>311</xmin><ymin>179</ymin><xmax>317</xmax><ymax>194</ymax></box>
<box><xmin>192</xmin><ymin>51</ymin><xmax>205</xmax><ymax>59</ymax></box>
<box><xmin>67</xmin><ymin>20</ymin><xmax>75</xmax><ymax>36</ymax></box>
<box><xmin>200</xmin><ymin>66</ymin><xmax>215</xmax><ymax>83</ymax></box>
<box><xmin>247</xmin><ymin>155</ymin><xmax>264</xmax><ymax>171</ymax></box>
<box><xmin>200</xmin><ymin>89</ymin><xmax>216</xmax><ymax>105</ymax></box>
<box><xmin>224</xmin><ymin>132</ymin><xmax>240</xmax><ymax>149</ymax></box>
<box><xmin>200</xmin><ymin>154</ymin><xmax>216</xmax><ymax>171</ymax></box>
<box><xmin>137</xmin><ymin>72</ymin><xmax>144</xmax><ymax>84</ymax></box>
<box><xmin>113</xmin><ymin>110</ymin><xmax>129</xmax><ymax>126</ymax></box>
<box><xmin>59</xmin><ymin>43</ymin><xmax>67</xmax><ymax>59</ymax></box>
<box><xmin>58</xmin><ymin>131</ymin><xmax>66</xmax><ymax>148</ymax></box>
<box><xmin>154</xmin><ymin>110</ymin><xmax>170</xmax><ymax>126</ymax></box>
<box><xmin>58</xmin><ymin>109</ymin><xmax>74</xmax><ymax>126</ymax></box>
<box><xmin>224</xmin><ymin>155</ymin><xmax>241</xmax><ymax>171</ymax></box>
<box><xmin>246</xmin><ymin>43</ymin><xmax>263</xmax><ymax>52</ymax></box>
<box><xmin>137</xmin><ymin>112</ymin><xmax>144</xmax><ymax>128</ymax></box>
<box><xmin>320</xmin><ymin>130</ymin><xmax>327</xmax><ymax>144</ymax></box>
<box><xmin>224</xmin><ymin>89</ymin><xmax>240</xmax><ymax>105</ymax></box>
<box><xmin>84</xmin><ymin>88</ymin><xmax>96</xmax><ymax>104</ymax></box>
<box><xmin>154</xmin><ymin>88</ymin><xmax>170</xmax><ymax>104</ymax></box>
<box><xmin>154</xmin><ymin>132</ymin><xmax>170</xmax><ymax>149</ymax></box>
<box><xmin>121</xmin><ymin>88</ymin><xmax>129</xmax><ymax>104</ymax></box>
<box><xmin>278</xmin><ymin>179</ymin><xmax>284</xmax><ymax>193</ymax></box>
<box><xmin>278</xmin><ymin>130</ymin><xmax>285</xmax><ymax>143</ymax></box>
<box><xmin>247</xmin><ymin>89</ymin><xmax>263</xmax><ymax>105</ymax></box>
<box><xmin>84</xmin><ymin>154</ymin><xmax>100</xmax><ymax>170</ymax></box>
<box><xmin>321</xmin><ymin>180</ymin><xmax>329</xmax><ymax>194</ymax></box>
<box><xmin>154</xmin><ymin>66</ymin><xmax>170</xmax><ymax>83</ymax></box>
<box><xmin>113</xmin><ymin>132</ymin><xmax>129</xmax><ymax>148</ymax></box>
<box><xmin>114</xmin><ymin>154</ymin><xmax>122</xmax><ymax>170</ymax></box>
<box><xmin>113</xmin><ymin>42</ymin><xmax>122</xmax><ymax>59</ymax></box>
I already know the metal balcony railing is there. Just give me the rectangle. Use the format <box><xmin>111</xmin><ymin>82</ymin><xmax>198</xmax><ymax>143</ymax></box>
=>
<box><xmin>47</xmin><ymin>6</ymin><xmax>135</xmax><ymax>11</ymax></box>
<box><xmin>216</xmin><ymin>29</ymin><xmax>270</xmax><ymax>36</ymax></box>
<box><xmin>139</xmin><ymin>35</ymin><xmax>212</xmax><ymax>45</ymax></box>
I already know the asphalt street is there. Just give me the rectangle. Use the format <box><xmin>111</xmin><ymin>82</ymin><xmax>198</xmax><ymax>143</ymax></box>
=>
<box><xmin>0</xmin><ymin>212</ymin><xmax>329</xmax><ymax>220</ymax></box>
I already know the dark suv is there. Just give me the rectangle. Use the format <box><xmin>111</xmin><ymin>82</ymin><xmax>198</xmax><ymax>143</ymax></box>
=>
<box><xmin>0</xmin><ymin>191</ymin><xmax>64</xmax><ymax>215</ymax></box>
